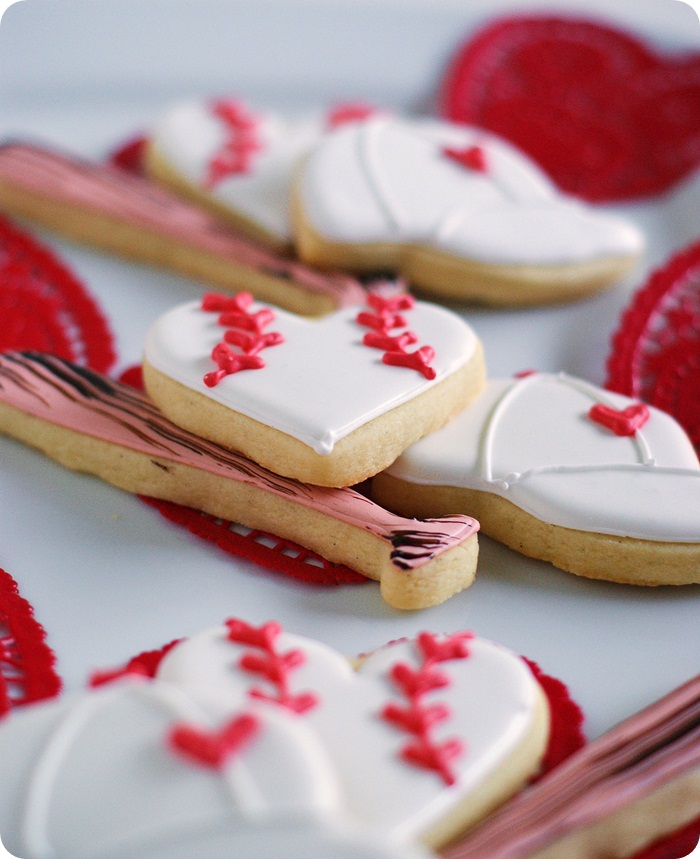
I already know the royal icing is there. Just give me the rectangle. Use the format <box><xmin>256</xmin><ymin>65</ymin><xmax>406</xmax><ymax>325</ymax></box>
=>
<box><xmin>157</xmin><ymin>621</ymin><xmax>546</xmax><ymax>846</ymax></box>
<box><xmin>0</xmin><ymin>352</ymin><xmax>478</xmax><ymax>577</ymax></box>
<box><xmin>298</xmin><ymin>116</ymin><xmax>644</xmax><ymax>266</ymax></box>
<box><xmin>150</xmin><ymin>99</ymin><xmax>379</xmax><ymax>243</ymax></box>
<box><xmin>143</xmin><ymin>294</ymin><xmax>479</xmax><ymax>455</ymax></box>
<box><xmin>385</xmin><ymin>373</ymin><xmax>700</xmax><ymax>542</ymax></box>
<box><xmin>0</xmin><ymin>142</ymin><xmax>367</xmax><ymax>310</ymax></box>
<box><xmin>0</xmin><ymin>678</ymin><xmax>343</xmax><ymax>859</ymax></box>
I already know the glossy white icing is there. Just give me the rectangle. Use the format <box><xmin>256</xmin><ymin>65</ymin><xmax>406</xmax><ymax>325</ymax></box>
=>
<box><xmin>299</xmin><ymin>117</ymin><xmax>644</xmax><ymax>265</ymax></box>
<box><xmin>158</xmin><ymin>625</ymin><xmax>543</xmax><ymax>845</ymax></box>
<box><xmin>96</xmin><ymin>818</ymin><xmax>434</xmax><ymax>859</ymax></box>
<box><xmin>385</xmin><ymin>373</ymin><xmax>700</xmax><ymax>542</ymax></box>
<box><xmin>150</xmin><ymin>100</ymin><xmax>335</xmax><ymax>242</ymax></box>
<box><xmin>143</xmin><ymin>297</ymin><xmax>479</xmax><ymax>454</ymax></box>
<box><xmin>0</xmin><ymin>679</ymin><xmax>341</xmax><ymax>859</ymax></box>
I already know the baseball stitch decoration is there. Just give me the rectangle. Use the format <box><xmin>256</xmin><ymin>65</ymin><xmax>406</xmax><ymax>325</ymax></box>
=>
<box><xmin>357</xmin><ymin>293</ymin><xmax>438</xmax><ymax>381</ymax></box>
<box><xmin>226</xmin><ymin>618</ymin><xmax>319</xmax><ymax>714</ymax></box>
<box><xmin>381</xmin><ymin>631</ymin><xmax>474</xmax><ymax>785</ymax></box>
<box><xmin>200</xmin><ymin>291</ymin><xmax>284</xmax><ymax>387</ymax></box>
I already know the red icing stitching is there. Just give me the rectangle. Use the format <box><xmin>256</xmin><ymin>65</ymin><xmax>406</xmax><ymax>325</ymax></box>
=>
<box><xmin>363</xmin><ymin>330</ymin><xmax>419</xmax><ymax>351</ymax></box>
<box><xmin>367</xmin><ymin>293</ymin><xmax>416</xmax><ymax>314</ymax></box>
<box><xmin>168</xmin><ymin>712</ymin><xmax>260</xmax><ymax>769</ymax></box>
<box><xmin>223</xmin><ymin>328</ymin><xmax>285</xmax><ymax>355</ymax></box>
<box><xmin>205</xmin><ymin>100</ymin><xmax>263</xmax><ymax>187</ymax></box>
<box><xmin>326</xmin><ymin>101</ymin><xmax>379</xmax><ymax>129</ymax></box>
<box><xmin>203</xmin><ymin>343</ymin><xmax>265</xmax><ymax>387</ymax></box>
<box><xmin>381</xmin><ymin>631</ymin><xmax>473</xmax><ymax>786</ymax></box>
<box><xmin>588</xmin><ymin>402</ymin><xmax>650</xmax><ymax>436</ymax></box>
<box><xmin>355</xmin><ymin>293</ymin><xmax>438</xmax><ymax>378</ymax></box>
<box><xmin>225</xmin><ymin>618</ymin><xmax>319</xmax><ymax>714</ymax></box>
<box><xmin>356</xmin><ymin>310</ymin><xmax>409</xmax><ymax>331</ymax></box>
<box><xmin>383</xmin><ymin>346</ymin><xmax>437</xmax><ymax>380</ymax></box>
<box><xmin>443</xmin><ymin>145</ymin><xmax>489</xmax><ymax>173</ymax></box>
<box><xmin>219</xmin><ymin>308</ymin><xmax>276</xmax><ymax>333</ymax></box>
<box><xmin>201</xmin><ymin>291</ymin><xmax>254</xmax><ymax>314</ymax></box>
<box><xmin>201</xmin><ymin>292</ymin><xmax>284</xmax><ymax>387</ymax></box>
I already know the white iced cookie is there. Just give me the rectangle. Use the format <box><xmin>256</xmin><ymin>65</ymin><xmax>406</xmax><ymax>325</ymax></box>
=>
<box><xmin>142</xmin><ymin>290</ymin><xmax>485</xmax><ymax>486</ymax></box>
<box><xmin>0</xmin><ymin>678</ymin><xmax>342</xmax><ymax>859</ymax></box>
<box><xmin>158</xmin><ymin>619</ymin><xmax>550</xmax><ymax>849</ymax></box>
<box><xmin>145</xmin><ymin>97</ymin><xmax>378</xmax><ymax>250</ymax></box>
<box><xmin>373</xmin><ymin>372</ymin><xmax>700</xmax><ymax>585</ymax></box>
<box><xmin>292</xmin><ymin>116</ymin><xmax>645</xmax><ymax>305</ymax></box>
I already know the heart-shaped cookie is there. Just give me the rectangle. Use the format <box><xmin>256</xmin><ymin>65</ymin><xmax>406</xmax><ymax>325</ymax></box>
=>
<box><xmin>146</xmin><ymin>98</ymin><xmax>380</xmax><ymax>250</ymax></box>
<box><xmin>292</xmin><ymin>116</ymin><xmax>644</xmax><ymax>305</ymax></box>
<box><xmin>374</xmin><ymin>372</ymin><xmax>700</xmax><ymax>585</ymax></box>
<box><xmin>142</xmin><ymin>290</ymin><xmax>485</xmax><ymax>486</ymax></box>
<box><xmin>438</xmin><ymin>15</ymin><xmax>700</xmax><ymax>202</ymax></box>
<box><xmin>157</xmin><ymin>620</ymin><xmax>550</xmax><ymax>849</ymax></box>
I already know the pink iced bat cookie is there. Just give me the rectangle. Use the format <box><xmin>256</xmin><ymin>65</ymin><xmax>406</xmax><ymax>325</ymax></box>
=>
<box><xmin>0</xmin><ymin>351</ymin><xmax>479</xmax><ymax>609</ymax></box>
<box><xmin>292</xmin><ymin>116</ymin><xmax>644</xmax><ymax>306</ymax></box>
<box><xmin>145</xmin><ymin>97</ymin><xmax>380</xmax><ymax>250</ymax></box>
<box><xmin>0</xmin><ymin>619</ymin><xmax>549</xmax><ymax>857</ymax></box>
<box><xmin>142</xmin><ymin>290</ymin><xmax>485</xmax><ymax>487</ymax></box>
<box><xmin>373</xmin><ymin>372</ymin><xmax>700</xmax><ymax>585</ymax></box>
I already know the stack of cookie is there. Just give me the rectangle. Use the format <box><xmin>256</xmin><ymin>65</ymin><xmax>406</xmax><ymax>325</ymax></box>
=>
<box><xmin>0</xmin><ymin>99</ymin><xmax>698</xmax><ymax>598</ymax></box>
<box><xmin>0</xmin><ymin>284</ymin><xmax>487</xmax><ymax>609</ymax></box>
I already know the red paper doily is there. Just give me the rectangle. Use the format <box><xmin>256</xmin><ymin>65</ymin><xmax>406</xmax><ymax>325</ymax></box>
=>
<box><xmin>0</xmin><ymin>214</ymin><xmax>117</xmax><ymax>372</ymax></box>
<box><xmin>0</xmin><ymin>568</ymin><xmax>61</xmax><ymax>718</ymax></box>
<box><xmin>120</xmin><ymin>365</ymin><xmax>368</xmax><ymax>587</ymax></box>
<box><xmin>606</xmin><ymin>240</ymin><xmax>700</xmax><ymax>452</ymax></box>
<box><xmin>438</xmin><ymin>15</ymin><xmax>700</xmax><ymax>202</ymax></box>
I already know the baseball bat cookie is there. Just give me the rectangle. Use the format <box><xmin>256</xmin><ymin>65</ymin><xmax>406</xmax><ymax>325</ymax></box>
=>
<box><xmin>0</xmin><ymin>142</ymin><xmax>366</xmax><ymax>316</ymax></box>
<box><xmin>0</xmin><ymin>617</ymin><xmax>549</xmax><ymax>857</ymax></box>
<box><xmin>0</xmin><ymin>352</ymin><xmax>479</xmax><ymax>609</ymax></box>
<box><xmin>142</xmin><ymin>290</ymin><xmax>485</xmax><ymax>487</ymax></box>
<box><xmin>372</xmin><ymin>372</ymin><xmax>700</xmax><ymax>586</ymax></box>
<box><xmin>292</xmin><ymin>116</ymin><xmax>644</xmax><ymax>306</ymax></box>
<box><xmin>145</xmin><ymin>97</ymin><xmax>379</xmax><ymax>252</ymax></box>
<box><xmin>445</xmin><ymin>673</ymin><xmax>700</xmax><ymax>859</ymax></box>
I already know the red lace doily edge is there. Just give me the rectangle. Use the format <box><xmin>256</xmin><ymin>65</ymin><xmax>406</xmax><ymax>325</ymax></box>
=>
<box><xmin>606</xmin><ymin>240</ymin><xmax>700</xmax><ymax>398</ymax></box>
<box><xmin>0</xmin><ymin>214</ymin><xmax>118</xmax><ymax>374</ymax></box>
<box><xmin>0</xmin><ymin>567</ymin><xmax>62</xmax><ymax>717</ymax></box>
<box><xmin>138</xmin><ymin>496</ymin><xmax>369</xmax><ymax>587</ymax></box>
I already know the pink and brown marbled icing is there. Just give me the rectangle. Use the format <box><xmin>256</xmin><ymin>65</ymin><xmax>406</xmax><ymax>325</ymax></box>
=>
<box><xmin>0</xmin><ymin>142</ymin><xmax>367</xmax><ymax>314</ymax></box>
<box><xmin>0</xmin><ymin>352</ymin><xmax>479</xmax><ymax>606</ymax></box>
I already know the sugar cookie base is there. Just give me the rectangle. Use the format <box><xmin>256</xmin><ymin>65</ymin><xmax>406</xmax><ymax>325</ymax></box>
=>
<box><xmin>145</xmin><ymin>142</ymin><xmax>292</xmax><ymax>253</ymax></box>
<box><xmin>371</xmin><ymin>474</ymin><xmax>700</xmax><ymax>585</ymax></box>
<box><xmin>292</xmin><ymin>189</ymin><xmax>638</xmax><ymax>307</ymax></box>
<box><xmin>0</xmin><ymin>400</ymin><xmax>478</xmax><ymax>610</ymax></box>
<box><xmin>142</xmin><ymin>343</ymin><xmax>485</xmax><ymax>488</ymax></box>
